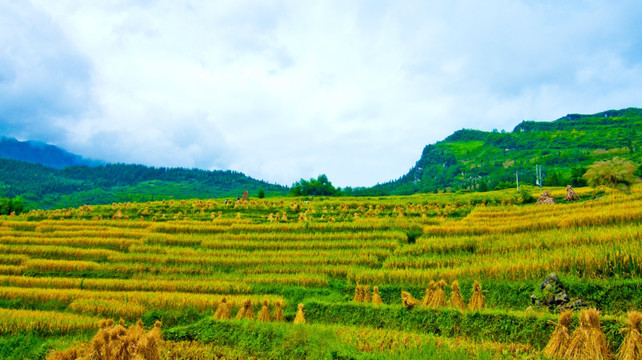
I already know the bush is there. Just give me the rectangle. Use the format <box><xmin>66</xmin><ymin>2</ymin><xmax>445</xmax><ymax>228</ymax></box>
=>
<box><xmin>583</xmin><ymin>157</ymin><xmax>638</xmax><ymax>190</ymax></box>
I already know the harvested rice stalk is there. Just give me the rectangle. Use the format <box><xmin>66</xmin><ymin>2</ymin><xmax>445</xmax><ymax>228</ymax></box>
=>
<box><xmin>401</xmin><ymin>291</ymin><xmax>421</xmax><ymax>309</ymax></box>
<box><xmin>422</xmin><ymin>281</ymin><xmax>436</xmax><ymax>307</ymax></box>
<box><xmin>213</xmin><ymin>297</ymin><xmax>231</xmax><ymax>320</ymax></box>
<box><xmin>372</xmin><ymin>286</ymin><xmax>384</xmax><ymax>305</ymax></box>
<box><xmin>543</xmin><ymin>310</ymin><xmax>573</xmax><ymax>359</ymax></box>
<box><xmin>617</xmin><ymin>311</ymin><xmax>642</xmax><ymax>360</ymax></box>
<box><xmin>468</xmin><ymin>281</ymin><xmax>485</xmax><ymax>311</ymax></box>
<box><xmin>449</xmin><ymin>281</ymin><xmax>466</xmax><ymax>310</ymax></box>
<box><xmin>430</xmin><ymin>280</ymin><xmax>447</xmax><ymax>308</ymax></box>
<box><xmin>363</xmin><ymin>285</ymin><xmax>372</xmax><ymax>303</ymax></box>
<box><xmin>236</xmin><ymin>299</ymin><xmax>254</xmax><ymax>320</ymax></box>
<box><xmin>257</xmin><ymin>300</ymin><xmax>271</xmax><ymax>322</ymax></box>
<box><xmin>565</xmin><ymin>308</ymin><xmax>611</xmax><ymax>360</ymax></box>
<box><xmin>272</xmin><ymin>301</ymin><xmax>284</xmax><ymax>322</ymax></box>
<box><xmin>353</xmin><ymin>285</ymin><xmax>364</xmax><ymax>303</ymax></box>
<box><xmin>294</xmin><ymin>303</ymin><xmax>305</xmax><ymax>324</ymax></box>
<box><xmin>565</xmin><ymin>185</ymin><xmax>580</xmax><ymax>202</ymax></box>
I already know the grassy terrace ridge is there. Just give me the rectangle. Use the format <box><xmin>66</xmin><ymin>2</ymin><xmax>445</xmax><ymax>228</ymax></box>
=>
<box><xmin>0</xmin><ymin>184</ymin><xmax>641</xmax><ymax>359</ymax></box>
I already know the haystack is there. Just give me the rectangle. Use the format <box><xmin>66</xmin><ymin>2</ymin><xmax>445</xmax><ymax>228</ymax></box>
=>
<box><xmin>257</xmin><ymin>300</ymin><xmax>271</xmax><ymax>322</ymax></box>
<box><xmin>449</xmin><ymin>281</ymin><xmax>466</xmax><ymax>310</ymax></box>
<box><xmin>543</xmin><ymin>310</ymin><xmax>573</xmax><ymax>359</ymax></box>
<box><xmin>363</xmin><ymin>285</ymin><xmax>372</xmax><ymax>303</ymax></box>
<box><xmin>468</xmin><ymin>281</ymin><xmax>485</xmax><ymax>311</ymax></box>
<box><xmin>617</xmin><ymin>311</ymin><xmax>642</xmax><ymax>360</ymax></box>
<box><xmin>536</xmin><ymin>191</ymin><xmax>556</xmax><ymax>205</ymax></box>
<box><xmin>401</xmin><ymin>291</ymin><xmax>421</xmax><ymax>309</ymax></box>
<box><xmin>236</xmin><ymin>299</ymin><xmax>254</xmax><ymax>320</ymax></box>
<box><xmin>565</xmin><ymin>185</ymin><xmax>580</xmax><ymax>202</ymax></box>
<box><xmin>422</xmin><ymin>281</ymin><xmax>436</xmax><ymax>307</ymax></box>
<box><xmin>565</xmin><ymin>308</ymin><xmax>611</xmax><ymax>360</ymax></box>
<box><xmin>293</xmin><ymin>303</ymin><xmax>306</xmax><ymax>324</ymax></box>
<box><xmin>353</xmin><ymin>285</ymin><xmax>364</xmax><ymax>303</ymax></box>
<box><xmin>48</xmin><ymin>319</ymin><xmax>163</xmax><ymax>360</ymax></box>
<box><xmin>372</xmin><ymin>286</ymin><xmax>384</xmax><ymax>305</ymax></box>
<box><xmin>430</xmin><ymin>280</ymin><xmax>447</xmax><ymax>308</ymax></box>
<box><xmin>272</xmin><ymin>301</ymin><xmax>284</xmax><ymax>322</ymax></box>
<box><xmin>213</xmin><ymin>297</ymin><xmax>231</xmax><ymax>320</ymax></box>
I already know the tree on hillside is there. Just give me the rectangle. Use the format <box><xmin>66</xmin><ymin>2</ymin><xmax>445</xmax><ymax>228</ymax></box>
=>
<box><xmin>583</xmin><ymin>157</ymin><xmax>639</xmax><ymax>190</ymax></box>
<box><xmin>290</xmin><ymin>174</ymin><xmax>341</xmax><ymax>196</ymax></box>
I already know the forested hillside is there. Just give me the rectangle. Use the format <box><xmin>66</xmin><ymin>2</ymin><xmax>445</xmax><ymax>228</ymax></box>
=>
<box><xmin>0</xmin><ymin>160</ymin><xmax>287</xmax><ymax>209</ymax></box>
<box><xmin>356</xmin><ymin>108</ymin><xmax>641</xmax><ymax>195</ymax></box>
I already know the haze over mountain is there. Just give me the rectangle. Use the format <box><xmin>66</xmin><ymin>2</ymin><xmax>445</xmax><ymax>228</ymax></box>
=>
<box><xmin>0</xmin><ymin>137</ymin><xmax>101</xmax><ymax>169</ymax></box>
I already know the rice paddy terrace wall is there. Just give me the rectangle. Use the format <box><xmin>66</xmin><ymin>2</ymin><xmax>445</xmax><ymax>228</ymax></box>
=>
<box><xmin>0</xmin><ymin>185</ymin><xmax>641</xmax><ymax>359</ymax></box>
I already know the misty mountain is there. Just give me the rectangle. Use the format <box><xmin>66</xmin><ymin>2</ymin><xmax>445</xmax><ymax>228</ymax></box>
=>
<box><xmin>0</xmin><ymin>137</ymin><xmax>101</xmax><ymax>169</ymax></box>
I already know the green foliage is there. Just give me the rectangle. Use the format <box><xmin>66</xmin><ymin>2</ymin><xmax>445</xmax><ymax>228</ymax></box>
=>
<box><xmin>365</xmin><ymin>107</ymin><xmax>642</xmax><ymax>196</ymax></box>
<box><xmin>0</xmin><ymin>197</ymin><xmax>24</xmax><ymax>215</ymax></box>
<box><xmin>494</xmin><ymin>181</ymin><xmax>515</xmax><ymax>191</ymax></box>
<box><xmin>257</xmin><ymin>188</ymin><xmax>265</xmax><ymax>198</ymax></box>
<box><xmin>290</xmin><ymin>174</ymin><xmax>341</xmax><ymax>197</ymax></box>
<box><xmin>0</xmin><ymin>160</ymin><xmax>288</xmax><ymax>209</ymax></box>
<box><xmin>583</xmin><ymin>156</ymin><xmax>639</xmax><ymax>189</ymax></box>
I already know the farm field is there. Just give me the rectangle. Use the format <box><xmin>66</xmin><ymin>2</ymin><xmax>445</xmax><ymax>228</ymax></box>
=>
<box><xmin>0</xmin><ymin>185</ymin><xmax>641</xmax><ymax>359</ymax></box>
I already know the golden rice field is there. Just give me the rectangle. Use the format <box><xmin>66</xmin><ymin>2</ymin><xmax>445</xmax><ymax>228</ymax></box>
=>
<box><xmin>0</xmin><ymin>185</ymin><xmax>641</xmax><ymax>359</ymax></box>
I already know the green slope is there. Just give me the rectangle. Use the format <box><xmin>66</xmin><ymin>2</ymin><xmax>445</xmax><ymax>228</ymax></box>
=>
<box><xmin>361</xmin><ymin>107</ymin><xmax>641</xmax><ymax>195</ymax></box>
<box><xmin>0</xmin><ymin>160</ymin><xmax>288</xmax><ymax>209</ymax></box>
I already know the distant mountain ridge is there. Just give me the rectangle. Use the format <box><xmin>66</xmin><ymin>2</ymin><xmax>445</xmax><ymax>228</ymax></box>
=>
<box><xmin>0</xmin><ymin>138</ymin><xmax>288</xmax><ymax>209</ymax></box>
<box><xmin>0</xmin><ymin>137</ymin><xmax>102</xmax><ymax>169</ymax></box>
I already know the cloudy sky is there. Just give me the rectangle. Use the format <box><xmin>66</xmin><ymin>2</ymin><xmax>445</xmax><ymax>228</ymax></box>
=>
<box><xmin>1</xmin><ymin>1</ymin><xmax>641</xmax><ymax>187</ymax></box>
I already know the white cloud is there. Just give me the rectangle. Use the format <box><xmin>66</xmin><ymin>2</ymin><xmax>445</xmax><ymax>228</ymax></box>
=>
<box><xmin>1</xmin><ymin>0</ymin><xmax>641</xmax><ymax>187</ymax></box>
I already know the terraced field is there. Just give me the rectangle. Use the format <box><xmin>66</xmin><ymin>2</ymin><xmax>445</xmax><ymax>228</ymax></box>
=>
<box><xmin>0</xmin><ymin>185</ymin><xmax>640</xmax><ymax>359</ymax></box>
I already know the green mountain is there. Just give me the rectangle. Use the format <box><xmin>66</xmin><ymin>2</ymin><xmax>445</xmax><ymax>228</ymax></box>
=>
<box><xmin>0</xmin><ymin>137</ymin><xmax>101</xmax><ymax>169</ymax></box>
<box><xmin>0</xmin><ymin>160</ymin><xmax>288</xmax><ymax>209</ymax></box>
<box><xmin>349</xmin><ymin>107</ymin><xmax>642</xmax><ymax>195</ymax></box>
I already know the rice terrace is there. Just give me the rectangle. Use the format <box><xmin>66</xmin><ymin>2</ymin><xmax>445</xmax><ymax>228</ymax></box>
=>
<box><xmin>3</xmin><ymin>2</ymin><xmax>642</xmax><ymax>359</ymax></box>
<box><xmin>1</xmin><ymin>180</ymin><xmax>642</xmax><ymax>359</ymax></box>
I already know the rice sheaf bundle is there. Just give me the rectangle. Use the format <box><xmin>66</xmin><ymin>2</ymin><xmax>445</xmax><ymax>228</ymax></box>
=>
<box><xmin>236</xmin><ymin>299</ymin><xmax>254</xmax><ymax>320</ymax></box>
<box><xmin>372</xmin><ymin>286</ymin><xmax>384</xmax><ymax>305</ymax></box>
<box><xmin>363</xmin><ymin>285</ymin><xmax>372</xmax><ymax>303</ymax></box>
<box><xmin>213</xmin><ymin>296</ymin><xmax>231</xmax><ymax>320</ymax></box>
<box><xmin>430</xmin><ymin>280</ymin><xmax>447</xmax><ymax>308</ymax></box>
<box><xmin>565</xmin><ymin>308</ymin><xmax>611</xmax><ymax>360</ymax></box>
<box><xmin>258</xmin><ymin>300</ymin><xmax>272</xmax><ymax>322</ymax></box>
<box><xmin>468</xmin><ymin>281</ymin><xmax>485</xmax><ymax>311</ymax></box>
<box><xmin>449</xmin><ymin>281</ymin><xmax>466</xmax><ymax>310</ymax></box>
<box><xmin>353</xmin><ymin>285</ymin><xmax>364</xmax><ymax>303</ymax></box>
<box><xmin>272</xmin><ymin>300</ymin><xmax>285</xmax><ymax>322</ymax></box>
<box><xmin>543</xmin><ymin>310</ymin><xmax>573</xmax><ymax>359</ymax></box>
<box><xmin>422</xmin><ymin>281</ymin><xmax>436</xmax><ymax>307</ymax></box>
<box><xmin>294</xmin><ymin>303</ymin><xmax>306</xmax><ymax>324</ymax></box>
<box><xmin>617</xmin><ymin>311</ymin><xmax>642</xmax><ymax>360</ymax></box>
<box><xmin>401</xmin><ymin>291</ymin><xmax>421</xmax><ymax>309</ymax></box>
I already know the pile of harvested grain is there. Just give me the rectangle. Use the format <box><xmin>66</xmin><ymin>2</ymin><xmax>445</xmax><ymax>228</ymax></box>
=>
<box><xmin>372</xmin><ymin>286</ymin><xmax>384</xmax><ymax>305</ymax></box>
<box><xmin>617</xmin><ymin>311</ymin><xmax>642</xmax><ymax>360</ymax></box>
<box><xmin>468</xmin><ymin>281</ymin><xmax>485</xmax><ymax>311</ymax></box>
<box><xmin>294</xmin><ymin>303</ymin><xmax>306</xmax><ymax>324</ymax></box>
<box><xmin>213</xmin><ymin>296</ymin><xmax>231</xmax><ymax>320</ymax></box>
<box><xmin>543</xmin><ymin>310</ymin><xmax>573</xmax><ymax>358</ymax></box>
<box><xmin>565</xmin><ymin>308</ymin><xmax>611</xmax><ymax>360</ymax></box>
<box><xmin>449</xmin><ymin>281</ymin><xmax>466</xmax><ymax>310</ymax></box>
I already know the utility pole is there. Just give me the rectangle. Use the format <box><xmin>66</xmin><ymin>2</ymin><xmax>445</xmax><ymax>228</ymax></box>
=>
<box><xmin>535</xmin><ymin>165</ymin><xmax>542</xmax><ymax>187</ymax></box>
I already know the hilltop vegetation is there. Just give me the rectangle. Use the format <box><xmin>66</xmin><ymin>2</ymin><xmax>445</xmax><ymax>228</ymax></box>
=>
<box><xmin>0</xmin><ymin>160</ymin><xmax>288</xmax><ymax>210</ymax></box>
<box><xmin>0</xmin><ymin>184</ymin><xmax>641</xmax><ymax>359</ymax></box>
<box><xmin>358</xmin><ymin>108</ymin><xmax>641</xmax><ymax>195</ymax></box>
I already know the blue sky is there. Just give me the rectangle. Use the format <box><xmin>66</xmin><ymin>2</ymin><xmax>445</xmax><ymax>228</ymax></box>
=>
<box><xmin>1</xmin><ymin>0</ymin><xmax>641</xmax><ymax>187</ymax></box>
